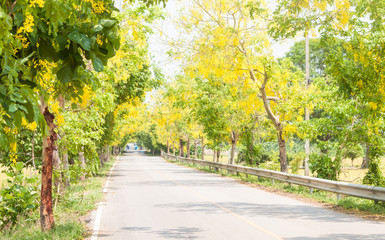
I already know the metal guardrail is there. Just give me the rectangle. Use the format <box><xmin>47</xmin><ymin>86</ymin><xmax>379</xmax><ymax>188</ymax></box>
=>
<box><xmin>161</xmin><ymin>152</ymin><xmax>385</xmax><ymax>202</ymax></box>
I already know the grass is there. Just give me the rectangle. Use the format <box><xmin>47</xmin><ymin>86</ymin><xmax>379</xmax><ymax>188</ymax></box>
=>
<box><xmin>170</xmin><ymin>159</ymin><xmax>385</xmax><ymax>220</ymax></box>
<box><xmin>0</xmin><ymin>158</ymin><xmax>116</xmax><ymax>240</ymax></box>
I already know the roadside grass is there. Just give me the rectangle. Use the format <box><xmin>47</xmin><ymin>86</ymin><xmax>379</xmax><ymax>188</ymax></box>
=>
<box><xmin>0</xmin><ymin>158</ymin><xmax>116</xmax><ymax>240</ymax></box>
<box><xmin>169</xmin><ymin>159</ymin><xmax>385</xmax><ymax>220</ymax></box>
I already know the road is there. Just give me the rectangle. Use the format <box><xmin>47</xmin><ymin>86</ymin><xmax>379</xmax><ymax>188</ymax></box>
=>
<box><xmin>91</xmin><ymin>152</ymin><xmax>385</xmax><ymax>240</ymax></box>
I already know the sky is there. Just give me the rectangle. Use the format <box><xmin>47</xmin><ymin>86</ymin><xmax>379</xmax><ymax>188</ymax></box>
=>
<box><xmin>147</xmin><ymin>0</ymin><xmax>297</xmax><ymax>78</ymax></box>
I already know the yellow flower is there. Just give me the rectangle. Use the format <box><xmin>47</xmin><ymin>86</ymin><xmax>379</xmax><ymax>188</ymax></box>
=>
<box><xmin>92</xmin><ymin>1</ymin><xmax>106</xmax><ymax>14</ymax></box>
<box><xmin>30</xmin><ymin>0</ymin><xmax>45</xmax><ymax>8</ymax></box>
<box><xmin>10</xmin><ymin>142</ymin><xmax>17</xmax><ymax>153</ymax></box>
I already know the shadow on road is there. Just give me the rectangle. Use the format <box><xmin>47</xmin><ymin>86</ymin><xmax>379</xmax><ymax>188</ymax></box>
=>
<box><xmin>154</xmin><ymin>201</ymin><xmax>365</xmax><ymax>224</ymax></box>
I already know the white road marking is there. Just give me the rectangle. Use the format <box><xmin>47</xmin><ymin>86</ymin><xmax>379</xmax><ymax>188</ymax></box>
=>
<box><xmin>91</xmin><ymin>157</ymin><xmax>119</xmax><ymax>240</ymax></box>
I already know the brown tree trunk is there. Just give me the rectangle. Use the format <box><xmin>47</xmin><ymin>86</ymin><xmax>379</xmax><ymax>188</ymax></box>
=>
<box><xmin>277</xmin><ymin>129</ymin><xmax>288</xmax><ymax>173</ymax></box>
<box><xmin>230</xmin><ymin>131</ymin><xmax>237</xmax><ymax>165</ymax></box>
<box><xmin>213</xmin><ymin>150</ymin><xmax>216</xmax><ymax>162</ymax></box>
<box><xmin>167</xmin><ymin>139</ymin><xmax>170</xmax><ymax>154</ymax></box>
<box><xmin>250</xmin><ymin>128</ymin><xmax>255</xmax><ymax>165</ymax></box>
<box><xmin>98</xmin><ymin>150</ymin><xmax>104</xmax><ymax>168</ymax></box>
<box><xmin>40</xmin><ymin>107</ymin><xmax>56</xmax><ymax>231</ymax></box>
<box><xmin>179</xmin><ymin>139</ymin><xmax>184</xmax><ymax>157</ymax></box>
<box><xmin>172</xmin><ymin>141</ymin><xmax>176</xmax><ymax>156</ymax></box>
<box><xmin>32</xmin><ymin>130</ymin><xmax>36</xmax><ymax>170</ymax></box>
<box><xmin>361</xmin><ymin>143</ymin><xmax>370</xmax><ymax>168</ymax></box>
<box><xmin>79</xmin><ymin>150</ymin><xmax>85</xmax><ymax>181</ymax></box>
<box><xmin>194</xmin><ymin>141</ymin><xmax>198</xmax><ymax>159</ymax></box>
<box><xmin>201</xmin><ymin>137</ymin><xmax>205</xmax><ymax>160</ymax></box>
<box><xmin>106</xmin><ymin>145</ymin><xmax>110</xmax><ymax>162</ymax></box>
<box><xmin>186</xmin><ymin>138</ymin><xmax>190</xmax><ymax>158</ymax></box>
<box><xmin>53</xmin><ymin>146</ymin><xmax>61</xmax><ymax>191</ymax></box>
<box><xmin>62</xmin><ymin>149</ymin><xmax>69</xmax><ymax>188</ymax></box>
<box><xmin>217</xmin><ymin>149</ymin><xmax>221</xmax><ymax>162</ymax></box>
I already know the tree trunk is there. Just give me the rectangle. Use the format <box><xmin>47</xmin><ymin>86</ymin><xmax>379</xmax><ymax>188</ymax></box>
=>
<box><xmin>361</xmin><ymin>143</ymin><xmax>370</xmax><ymax>168</ymax></box>
<box><xmin>62</xmin><ymin>149</ymin><xmax>69</xmax><ymax>188</ymax></box>
<box><xmin>98</xmin><ymin>150</ymin><xmax>104</xmax><ymax>168</ymax></box>
<box><xmin>251</xmin><ymin>127</ymin><xmax>256</xmax><ymax>165</ymax></box>
<box><xmin>304</xmin><ymin>32</ymin><xmax>311</xmax><ymax>176</ymax></box>
<box><xmin>217</xmin><ymin>149</ymin><xmax>221</xmax><ymax>162</ymax></box>
<box><xmin>201</xmin><ymin>137</ymin><xmax>205</xmax><ymax>160</ymax></box>
<box><xmin>167</xmin><ymin>139</ymin><xmax>170</xmax><ymax>154</ymax></box>
<box><xmin>194</xmin><ymin>141</ymin><xmax>198</xmax><ymax>159</ymax></box>
<box><xmin>32</xmin><ymin>130</ymin><xmax>36</xmax><ymax>170</ymax></box>
<box><xmin>230</xmin><ymin>131</ymin><xmax>237</xmax><ymax>165</ymax></box>
<box><xmin>186</xmin><ymin>138</ymin><xmax>190</xmax><ymax>158</ymax></box>
<box><xmin>277</xmin><ymin>129</ymin><xmax>288</xmax><ymax>173</ymax></box>
<box><xmin>106</xmin><ymin>145</ymin><xmax>110</xmax><ymax>162</ymax></box>
<box><xmin>79</xmin><ymin>150</ymin><xmax>85</xmax><ymax>181</ymax></box>
<box><xmin>173</xmin><ymin>141</ymin><xmax>176</xmax><ymax>156</ymax></box>
<box><xmin>69</xmin><ymin>156</ymin><xmax>75</xmax><ymax>165</ymax></box>
<box><xmin>213</xmin><ymin>150</ymin><xmax>216</xmax><ymax>162</ymax></box>
<box><xmin>40</xmin><ymin>107</ymin><xmax>56</xmax><ymax>231</ymax></box>
<box><xmin>53</xmin><ymin>146</ymin><xmax>61</xmax><ymax>192</ymax></box>
<box><xmin>179</xmin><ymin>139</ymin><xmax>184</xmax><ymax>157</ymax></box>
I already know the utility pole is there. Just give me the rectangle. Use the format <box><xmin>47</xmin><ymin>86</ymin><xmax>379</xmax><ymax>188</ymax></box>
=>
<box><xmin>304</xmin><ymin>32</ymin><xmax>310</xmax><ymax>176</ymax></box>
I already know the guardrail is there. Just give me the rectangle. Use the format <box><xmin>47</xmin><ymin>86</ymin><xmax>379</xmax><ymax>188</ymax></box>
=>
<box><xmin>161</xmin><ymin>151</ymin><xmax>385</xmax><ymax>202</ymax></box>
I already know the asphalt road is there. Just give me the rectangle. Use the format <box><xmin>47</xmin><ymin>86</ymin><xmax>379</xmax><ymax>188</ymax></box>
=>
<box><xmin>92</xmin><ymin>152</ymin><xmax>385</xmax><ymax>240</ymax></box>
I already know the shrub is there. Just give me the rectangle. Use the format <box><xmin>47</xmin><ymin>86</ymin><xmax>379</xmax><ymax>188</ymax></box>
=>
<box><xmin>309</xmin><ymin>153</ymin><xmax>340</xmax><ymax>180</ymax></box>
<box><xmin>0</xmin><ymin>163</ymin><xmax>38</xmax><ymax>230</ymax></box>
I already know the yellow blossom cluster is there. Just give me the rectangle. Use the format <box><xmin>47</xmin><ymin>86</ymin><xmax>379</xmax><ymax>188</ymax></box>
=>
<box><xmin>51</xmin><ymin>101</ymin><xmax>65</xmax><ymax>126</ymax></box>
<box><xmin>8</xmin><ymin>142</ymin><xmax>18</xmax><ymax>164</ymax></box>
<box><xmin>16</xmin><ymin>12</ymin><xmax>35</xmax><ymax>48</ymax></box>
<box><xmin>334</xmin><ymin>0</ymin><xmax>350</xmax><ymax>29</ymax></box>
<box><xmin>21</xmin><ymin>117</ymin><xmax>38</xmax><ymax>131</ymax></box>
<box><xmin>30</xmin><ymin>0</ymin><xmax>45</xmax><ymax>8</ymax></box>
<box><xmin>92</xmin><ymin>1</ymin><xmax>106</xmax><ymax>14</ymax></box>
<box><xmin>80</xmin><ymin>86</ymin><xmax>93</xmax><ymax>108</ymax></box>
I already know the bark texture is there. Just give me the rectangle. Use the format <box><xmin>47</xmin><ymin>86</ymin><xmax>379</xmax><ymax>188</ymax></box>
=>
<box><xmin>186</xmin><ymin>138</ymin><xmax>190</xmax><ymax>158</ymax></box>
<box><xmin>201</xmin><ymin>137</ymin><xmax>205</xmax><ymax>160</ymax></box>
<box><xmin>40</xmin><ymin>107</ymin><xmax>56</xmax><ymax>231</ymax></box>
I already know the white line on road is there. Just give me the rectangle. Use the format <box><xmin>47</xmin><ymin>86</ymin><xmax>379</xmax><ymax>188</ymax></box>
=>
<box><xmin>91</xmin><ymin>157</ymin><xmax>119</xmax><ymax>240</ymax></box>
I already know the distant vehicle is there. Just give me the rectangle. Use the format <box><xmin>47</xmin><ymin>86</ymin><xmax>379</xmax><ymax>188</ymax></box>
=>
<box><xmin>126</xmin><ymin>143</ymin><xmax>139</xmax><ymax>151</ymax></box>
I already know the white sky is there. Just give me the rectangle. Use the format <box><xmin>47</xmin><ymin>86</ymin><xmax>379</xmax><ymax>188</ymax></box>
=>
<box><xmin>148</xmin><ymin>0</ymin><xmax>297</xmax><ymax>78</ymax></box>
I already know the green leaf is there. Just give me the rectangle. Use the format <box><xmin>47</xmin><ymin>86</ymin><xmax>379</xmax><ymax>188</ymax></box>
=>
<box><xmin>38</xmin><ymin>39</ymin><xmax>58</xmax><ymax>61</ymax></box>
<box><xmin>94</xmin><ymin>24</ymin><xmax>103</xmax><ymax>32</ymax></box>
<box><xmin>68</xmin><ymin>31</ymin><xmax>92</xmax><ymax>51</ymax></box>
<box><xmin>57</xmin><ymin>62</ymin><xmax>74</xmax><ymax>83</ymax></box>
<box><xmin>9</xmin><ymin>103</ymin><xmax>18</xmax><ymax>112</ymax></box>
<box><xmin>100</xmin><ymin>19</ymin><xmax>117</xmax><ymax>28</ymax></box>
<box><xmin>92</xmin><ymin>55</ymin><xmax>104</xmax><ymax>72</ymax></box>
<box><xmin>15</xmin><ymin>162</ymin><xmax>24</xmax><ymax>172</ymax></box>
<box><xmin>14</xmin><ymin>111</ymin><xmax>22</xmax><ymax>129</ymax></box>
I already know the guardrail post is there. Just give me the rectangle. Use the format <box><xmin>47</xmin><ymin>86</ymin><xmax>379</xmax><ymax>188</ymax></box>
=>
<box><xmin>309</xmin><ymin>187</ymin><xmax>313</xmax><ymax>194</ymax></box>
<box><xmin>337</xmin><ymin>194</ymin><xmax>341</xmax><ymax>201</ymax></box>
<box><xmin>272</xmin><ymin>179</ymin><xmax>275</xmax><ymax>184</ymax></box>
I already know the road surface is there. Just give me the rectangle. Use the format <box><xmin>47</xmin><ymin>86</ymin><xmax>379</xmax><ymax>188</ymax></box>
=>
<box><xmin>91</xmin><ymin>152</ymin><xmax>385</xmax><ymax>239</ymax></box>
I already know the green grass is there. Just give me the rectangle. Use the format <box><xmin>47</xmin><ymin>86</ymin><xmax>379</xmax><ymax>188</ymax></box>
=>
<box><xmin>171</xmin><ymin>159</ymin><xmax>385</xmax><ymax>218</ymax></box>
<box><xmin>0</xmin><ymin>158</ymin><xmax>116</xmax><ymax>240</ymax></box>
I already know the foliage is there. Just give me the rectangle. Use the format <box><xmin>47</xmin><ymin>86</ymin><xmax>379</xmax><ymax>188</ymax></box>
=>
<box><xmin>309</xmin><ymin>152</ymin><xmax>340</xmax><ymax>181</ymax></box>
<box><xmin>0</xmin><ymin>163</ymin><xmax>38</xmax><ymax>230</ymax></box>
<box><xmin>290</xmin><ymin>152</ymin><xmax>305</xmax><ymax>175</ymax></box>
<box><xmin>0</xmin><ymin>158</ymin><xmax>116</xmax><ymax>239</ymax></box>
<box><xmin>363</xmin><ymin>160</ymin><xmax>385</xmax><ymax>187</ymax></box>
